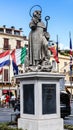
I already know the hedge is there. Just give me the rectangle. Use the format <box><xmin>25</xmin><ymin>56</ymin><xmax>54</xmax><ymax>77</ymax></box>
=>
<box><xmin>64</xmin><ymin>124</ymin><xmax>73</xmax><ymax>130</ymax></box>
<box><xmin>0</xmin><ymin>123</ymin><xmax>22</xmax><ymax>130</ymax></box>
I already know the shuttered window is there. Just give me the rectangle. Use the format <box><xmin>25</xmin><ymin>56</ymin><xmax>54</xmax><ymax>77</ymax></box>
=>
<box><xmin>4</xmin><ymin>69</ymin><xmax>9</xmax><ymax>82</ymax></box>
<box><xmin>69</xmin><ymin>76</ymin><xmax>73</xmax><ymax>82</ymax></box>
<box><xmin>3</xmin><ymin>38</ymin><xmax>9</xmax><ymax>50</ymax></box>
<box><xmin>16</xmin><ymin>40</ymin><xmax>21</xmax><ymax>49</ymax></box>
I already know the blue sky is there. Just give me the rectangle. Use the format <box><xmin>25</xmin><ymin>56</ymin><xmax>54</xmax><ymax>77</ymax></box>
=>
<box><xmin>0</xmin><ymin>0</ymin><xmax>73</xmax><ymax>49</ymax></box>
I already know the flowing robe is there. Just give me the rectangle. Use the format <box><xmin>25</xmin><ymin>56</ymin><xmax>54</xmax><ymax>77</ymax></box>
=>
<box><xmin>28</xmin><ymin>21</ymin><xmax>50</xmax><ymax>66</ymax></box>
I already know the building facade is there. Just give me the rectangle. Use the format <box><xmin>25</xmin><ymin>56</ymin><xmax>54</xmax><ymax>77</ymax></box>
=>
<box><xmin>50</xmin><ymin>52</ymin><xmax>73</xmax><ymax>96</ymax></box>
<box><xmin>0</xmin><ymin>26</ymin><xmax>28</xmax><ymax>97</ymax></box>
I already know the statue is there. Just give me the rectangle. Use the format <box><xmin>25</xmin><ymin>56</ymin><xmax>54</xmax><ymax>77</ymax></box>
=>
<box><xmin>25</xmin><ymin>5</ymin><xmax>52</xmax><ymax>72</ymax></box>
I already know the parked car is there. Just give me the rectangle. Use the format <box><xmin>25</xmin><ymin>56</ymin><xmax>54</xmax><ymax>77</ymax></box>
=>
<box><xmin>60</xmin><ymin>91</ymin><xmax>71</xmax><ymax>118</ymax></box>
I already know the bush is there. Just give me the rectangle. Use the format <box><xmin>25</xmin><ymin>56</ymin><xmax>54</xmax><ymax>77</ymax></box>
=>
<box><xmin>0</xmin><ymin>123</ymin><xmax>22</xmax><ymax>130</ymax></box>
<box><xmin>64</xmin><ymin>124</ymin><xmax>73</xmax><ymax>130</ymax></box>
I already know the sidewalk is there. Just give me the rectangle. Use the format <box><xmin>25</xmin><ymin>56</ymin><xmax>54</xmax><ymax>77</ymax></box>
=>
<box><xmin>64</xmin><ymin>100</ymin><xmax>73</xmax><ymax>126</ymax></box>
<box><xmin>0</xmin><ymin>107</ymin><xmax>16</xmax><ymax>122</ymax></box>
<box><xmin>0</xmin><ymin>107</ymin><xmax>14</xmax><ymax>112</ymax></box>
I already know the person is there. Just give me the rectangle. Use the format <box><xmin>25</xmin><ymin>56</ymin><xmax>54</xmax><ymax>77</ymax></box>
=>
<box><xmin>0</xmin><ymin>94</ymin><xmax>6</xmax><ymax>107</ymax></box>
<box><xmin>10</xmin><ymin>94</ymin><xmax>16</xmax><ymax>108</ymax></box>
<box><xmin>5</xmin><ymin>94</ymin><xmax>10</xmax><ymax>108</ymax></box>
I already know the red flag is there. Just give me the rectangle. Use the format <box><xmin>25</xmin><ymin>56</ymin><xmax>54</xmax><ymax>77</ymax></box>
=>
<box><xmin>49</xmin><ymin>46</ymin><xmax>59</xmax><ymax>63</ymax></box>
<box><xmin>0</xmin><ymin>68</ymin><xmax>3</xmax><ymax>74</ymax></box>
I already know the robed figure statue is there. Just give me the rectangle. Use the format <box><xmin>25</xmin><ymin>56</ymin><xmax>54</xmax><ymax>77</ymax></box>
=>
<box><xmin>25</xmin><ymin>6</ymin><xmax>52</xmax><ymax>72</ymax></box>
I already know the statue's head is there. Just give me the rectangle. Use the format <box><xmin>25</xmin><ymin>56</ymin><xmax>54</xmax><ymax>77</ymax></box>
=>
<box><xmin>33</xmin><ymin>10</ymin><xmax>41</xmax><ymax>21</ymax></box>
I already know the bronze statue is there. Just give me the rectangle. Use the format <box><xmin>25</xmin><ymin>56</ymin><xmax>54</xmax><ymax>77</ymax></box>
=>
<box><xmin>25</xmin><ymin>5</ymin><xmax>52</xmax><ymax>72</ymax></box>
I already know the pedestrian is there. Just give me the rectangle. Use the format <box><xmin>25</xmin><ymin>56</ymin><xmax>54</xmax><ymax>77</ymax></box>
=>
<box><xmin>10</xmin><ymin>94</ymin><xmax>16</xmax><ymax>108</ymax></box>
<box><xmin>0</xmin><ymin>94</ymin><xmax>6</xmax><ymax>107</ymax></box>
<box><xmin>5</xmin><ymin>94</ymin><xmax>10</xmax><ymax>108</ymax></box>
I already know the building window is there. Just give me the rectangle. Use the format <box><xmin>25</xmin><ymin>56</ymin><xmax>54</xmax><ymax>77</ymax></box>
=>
<box><xmin>14</xmin><ymin>30</ymin><xmax>20</xmax><ymax>35</ymax></box>
<box><xmin>3</xmin><ymin>38</ymin><xmax>9</xmax><ymax>50</ymax></box>
<box><xmin>16</xmin><ymin>40</ymin><xmax>21</xmax><ymax>49</ymax></box>
<box><xmin>69</xmin><ymin>76</ymin><xmax>73</xmax><ymax>82</ymax></box>
<box><xmin>3</xmin><ymin>69</ymin><xmax>9</xmax><ymax>82</ymax></box>
<box><xmin>64</xmin><ymin>62</ymin><xmax>67</xmax><ymax>67</ymax></box>
<box><xmin>0</xmin><ymin>28</ymin><xmax>4</xmax><ymax>33</ymax></box>
<box><xmin>6</xmin><ymin>29</ymin><xmax>12</xmax><ymax>34</ymax></box>
<box><xmin>64</xmin><ymin>69</ymin><xmax>66</xmax><ymax>73</ymax></box>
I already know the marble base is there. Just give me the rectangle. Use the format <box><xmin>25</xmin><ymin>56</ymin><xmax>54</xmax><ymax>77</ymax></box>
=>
<box><xmin>15</xmin><ymin>72</ymin><xmax>65</xmax><ymax>130</ymax></box>
<box><xmin>18</xmin><ymin>118</ymin><xmax>63</xmax><ymax>130</ymax></box>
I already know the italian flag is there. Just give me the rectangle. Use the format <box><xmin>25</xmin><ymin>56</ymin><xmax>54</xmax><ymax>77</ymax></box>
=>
<box><xmin>11</xmin><ymin>47</ymin><xmax>27</xmax><ymax>65</ymax></box>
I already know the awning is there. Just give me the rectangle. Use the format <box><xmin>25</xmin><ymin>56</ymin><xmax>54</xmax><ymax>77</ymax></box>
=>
<box><xmin>2</xmin><ymin>90</ymin><xmax>11</xmax><ymax>94</ymax></box>
<box><xmin>2</xmin><ymin>90</ymin><xmax>7</xmax><ymax>93</ymax></box>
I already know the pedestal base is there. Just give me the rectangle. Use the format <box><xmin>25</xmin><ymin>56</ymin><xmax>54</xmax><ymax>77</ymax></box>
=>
<box><xmin>18</xmin><ymin>118</ymin><xmax>63</xmax><ymax>130</ymax></box>
<box><xmin>16</xmin><ymin>72</ymin><xmax>65</xmax><ymax>130</ymax></box>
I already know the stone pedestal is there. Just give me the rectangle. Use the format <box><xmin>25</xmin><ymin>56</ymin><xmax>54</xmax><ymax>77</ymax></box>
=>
<box><xmin>15</xmin><ymin>72</ymin><xmax>64</xmax><ymax>130</ymax></box>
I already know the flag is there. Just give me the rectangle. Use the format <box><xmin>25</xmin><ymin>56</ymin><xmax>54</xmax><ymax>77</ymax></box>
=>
<box><xmin>0</xmin><ymin>68</ymin><xmax>3</xmax><ymax>74</ymax></box>
<box><xmin>49</xmin><ymin>45</ymin><xmax>59</xmax><ymax>63</ymax></box>
<box><xmin>69</xmin><ymin>33</ymin><xmax>73</xmax><ymax>74</ymax></box>
<box><xmin>0</xmin><ymin>50</ymin><xmax>10</xmax><ymax>67</ymax></box>
<box><xmin>56</xmin><ymin>35</ymin><xmax>58</xmax><ymax>57</ymax></box>
<box><xmin>12</xmin><ymin>61</ymin><xmax>18</xmax><ymax>75</ymax></box>
<box><xmin>70</xmin><ymin>36</ymin><xmax>72</xmax><ymax>55</ymax></box>
<box><xmin>11</xmin><ymin>47</ymin><xmax>27</xmax><ymax>65</ymax></box>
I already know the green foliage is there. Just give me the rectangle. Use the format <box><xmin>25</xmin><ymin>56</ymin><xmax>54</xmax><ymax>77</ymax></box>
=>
<box><xmin>0</xmin><ymin>123</ymin><xmax>22</xmax><ymax>130</ymax></box>
<box><xmin>64</xmin><ymin>124</ymin><xmax>73</xmax><ymax>130</ymax></box>
<box><xmin>59</xmin><ymin>50</ymin><xmax>70</xmax><ymax>56</ymax></box>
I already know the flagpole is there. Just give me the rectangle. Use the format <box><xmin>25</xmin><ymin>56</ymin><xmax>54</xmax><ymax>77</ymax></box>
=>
<box><xmin>2</xmin><ymin>68</ymin><xmax>3</xmax><ymax>95</ymax></box>
<box><xmin>9</xmin><ymin>53</ymin><xmax>11</xmax><ymax>102</ymax></box>
<box><xmin>69</xmin><ymin>32</ymin><xmax>73</xmax><ymax>100</ymax></box>
<box><xmin>56</xmin><ymin>35</ymin><xmax>59</xmax><ymax>72</ymax></box>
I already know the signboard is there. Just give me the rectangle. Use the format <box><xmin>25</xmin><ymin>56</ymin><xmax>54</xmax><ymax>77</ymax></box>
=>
<box><xmin>42</xmin><ymin>84</ymin><xmax>56</xmax><ymax>114</ymax></box>
<box><xmin>23</xmin><ymin>84</ymin><xmax>34</xmax><ymax>114</ymax></box>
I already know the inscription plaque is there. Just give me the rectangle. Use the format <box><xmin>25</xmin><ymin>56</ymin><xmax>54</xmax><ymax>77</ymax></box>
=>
<box><xmin>23</xmin><ymin>84</ymin><xmax>34</xmax><ymax>114</ymax></box>
<box><xmin>42</xmin><ymin>84</ymin><xmax>56</xmax><ymax>114</ymax></box>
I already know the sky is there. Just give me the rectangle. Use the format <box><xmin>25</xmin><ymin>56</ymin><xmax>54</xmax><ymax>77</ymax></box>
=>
<box><xmin>0</xmin><ymin>0</ymin><xmax>73</xmax><ymax>50</ymax></box>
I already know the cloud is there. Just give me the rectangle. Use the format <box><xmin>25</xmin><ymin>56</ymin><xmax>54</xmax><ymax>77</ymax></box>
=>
<box><xmin>59</xmin><ymin>43</ymin><xmax>69</xmax><ymax>50</ymax></box>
